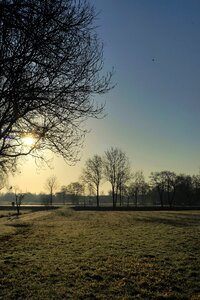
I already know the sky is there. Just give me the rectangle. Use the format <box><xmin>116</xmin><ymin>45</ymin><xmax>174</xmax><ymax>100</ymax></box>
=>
<box><xmin>7</xmin><ymin>0</ymin><xmax>200</xmax><ymax>194</ymax></box>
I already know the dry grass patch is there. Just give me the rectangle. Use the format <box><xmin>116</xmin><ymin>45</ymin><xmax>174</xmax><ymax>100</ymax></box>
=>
<box><xmin>0</xmin><ymin>208</ymin><xmax>200</xmax><ymax>299</ymax></box>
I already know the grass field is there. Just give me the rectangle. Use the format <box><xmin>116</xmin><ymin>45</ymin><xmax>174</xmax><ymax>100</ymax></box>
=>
<box><xmin>0</xmin><ymin>208</ymin><xmax>200</xmax><ymax>299</ymax></box>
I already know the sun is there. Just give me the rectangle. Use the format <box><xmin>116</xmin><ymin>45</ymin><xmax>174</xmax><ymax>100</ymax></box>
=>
<box><xmin>22</xmin><ymin>135</ymin><xmax>35</xmax><ymax>146</ymax></box>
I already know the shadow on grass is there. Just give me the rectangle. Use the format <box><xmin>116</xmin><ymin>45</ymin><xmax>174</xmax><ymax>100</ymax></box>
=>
<box><xmin>0</xmin><ymin>205</ymin><xmax>59</xmax><ymax>212</ymax></box>
<box><xmin>5</xmin><ymin>223</ymin><xmax>31</xmax><ymax>228</ymax></box>
<box><xmin>136</xmin><ymin>215</ymin><xmax>200</xmax><ymax>227</ymax></box>
<box><xmin>72</xmin><ymin>206</ymin><xmax>200</xmax><ymax>227</ymax></box>
<box><xmin>72</xmin><ymin>206</ymin><xmax>200</xmax><ymax>212</ymax></box>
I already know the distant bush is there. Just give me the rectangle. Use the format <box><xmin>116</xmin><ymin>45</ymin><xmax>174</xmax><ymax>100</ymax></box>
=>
<box><xmin>56</xmin><ymin>207</ymin><xmax>75</xmax><ymax>217</ymax></box>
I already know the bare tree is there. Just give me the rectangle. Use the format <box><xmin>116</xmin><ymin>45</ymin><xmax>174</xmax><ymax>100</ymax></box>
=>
<box><xmin>175</xmin><ymin>174</ymin><xmax>193</xmax><ymax>206</ymax></box>
<box><xmin>12</xmin><ymin>186</ymin><xmax>25</xmax><ymax>215</ymax></box>
<box><xmin>127</xmin><ymin>171</ymin><xmax>147</xmax><ymax>207</ymax></box>
<box><xmin>15</xmin><ymin>193</ymin><xmax>25</xmax><ymax>216</ymax></box>
<box><xmin>150</xmin><ymin>172</ymin><xmax>166</xmax><ymax>208</ymax></box>
<box><xmin>162</xmin><ymin>171</ymin><xmax>177</xmax><ymax>208</ymax></box>
<box><xmin>117</xmin><ymin>158</ymin><xmax>131</xmax><ymax>207</ymax></box>
<box><xmin>66</xmin><ymin>182</ymin><xmax>84</xmax><ymax>205</ymax></box>
<box><xmin>45</xmin><ymin>175</ymin><xmax>58</xmax><ymax>205</ymax></box>
<box><xmin>192</xmin><ymin>174</ymin><xmax>200</xmax><ymax>205</ymax></box>
<box><xmin>104</xmin><ymin>147</ymin><xmax>130</xmax><ymax>208</ymax></box>
<box><xmin>81</xmin><ymin>155</ymin><xmax>103</xmax><ymax>207</ymax></box>
<box><xmin>0</xmin><ymin>0</ymin><xmax>113</xmax><ymax>173</ymax></box>
<box><xmin>150</xmin><ymin>171</ymin><xmax>177</xmax><ymax>208</ymax></box>
<box><xmin>57</xmin><ymin>185</ymin><xmax>69</xmax><ymax>205</ymax></box>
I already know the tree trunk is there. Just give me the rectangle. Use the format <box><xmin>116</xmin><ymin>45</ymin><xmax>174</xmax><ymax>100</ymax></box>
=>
<box><xmin>50</xmin><ymin>188</ymin><xmax>53</xmax><ymax>205</ymax></box>
<box><xmin>16</xmin><ymin>204</ymin><xmax>20</xmax><ymax>216</ymax></box>
<box><xmin>127</xmin><ymin>196</ymin><xmax>130</xmax><ymax>207</ymax></box>
<box><xmin>96</xmin><ymin>186</ymin><xmax>99</xmax><ymax>208</ymax></box>
<box><xmin>135</xmin><ymin>191</ymin><xmax>138</xmax><ymax>207</ymax></box>
<box><xmin>119</xmin><ymin>189</ymin><xmax>122</xmax><ymax>206</ymax></box>
<box><xmin>112</xmin><ymin>187</ymin><xmax>116</xmax><ymax>208</ymax></box>
<box><xmin>169</xmin><ymin>188</ymin><xmax>176</xmax><ymax>208</ymax></box>
<box><xmin>158</xmin><ymin>189</ymin><xmax>164</xmax><ymax>208</ymax></box>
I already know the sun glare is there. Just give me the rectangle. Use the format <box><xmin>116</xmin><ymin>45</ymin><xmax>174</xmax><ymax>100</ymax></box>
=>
<box><xmin>22</xmin><ymin>136</ymin><xmax>35</xmax><ymax>146</ymax></box>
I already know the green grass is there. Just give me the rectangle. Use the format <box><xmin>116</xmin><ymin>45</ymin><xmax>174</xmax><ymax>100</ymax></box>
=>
<box><xmin>0</xmin><ymin>208</ymin><xmax>200</xmax><ymax>299</ymax></box>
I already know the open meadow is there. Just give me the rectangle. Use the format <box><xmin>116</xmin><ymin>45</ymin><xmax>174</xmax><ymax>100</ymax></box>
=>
<box><xmin>0</xmin><ymin>208</ymin><xmax>200</xmax><ymax>299</ymax></box>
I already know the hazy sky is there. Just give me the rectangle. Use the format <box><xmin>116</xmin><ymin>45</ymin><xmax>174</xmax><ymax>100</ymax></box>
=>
<box><xmin>8</xmin><ymin>0</ymin><xmax>200</xmax><ymax>194</ymax></box>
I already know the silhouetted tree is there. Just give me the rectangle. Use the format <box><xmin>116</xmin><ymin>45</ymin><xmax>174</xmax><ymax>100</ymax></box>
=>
<box><xmin>66</xmin><ymin>182</ymin><xmax>84</xmax><ymax>205</ymax></box>
<box><xmin>40</xmin><ymin>194</ymin><xmax>51</xmax><ymax>207</ymax></box>
<box><xmin>0</xmin><ymin>0</ymin><xmax>113</xmax><ymax>173</ymax></box>
<box><xmin>15</xmin><ymin>193</ymin><xmax>25</xmax><ymax>215</ymax></box>
<box><xmin>81</xmin><ymin>155</ymin><xmax>103</xmax><ymax>207</ymax></box>
<box><xmin>150</xmin><ymin>171</ymin><xmax>191</xmax><ymax>208</ymax></box>
<box><xmin>192</xmin><ymin>174</ymin><xmax>200</xmax><ymax>205</ymax></box>
<box><xmin>162</xmin><ymin>171</ymin><xmax>177</xmax><ymax>208</ymax></box>
<box><xmin>127</xmin><ymin>171</ymin><xmax>147</xmax><ymax>207</ymax></box>
<box><xmin>13</xmin><ymin>187</ymin><xmax>25</xmax><ymax>215</ymax></box>
<box><xmin>150</xmin><ymin>172</ymin><xmax>166</xmax><ymax>207</ymax></box>
<box><xmin>117</xmin><ymin>160</ymin><xmax>131</xmax><ymax>207</ymax></box>
<box><xmin>86</xmin><ymin>183</ymin><xmax>95</xmax><ymax>205</ymax></box>
<box><xmin>175</xmin><ymin>174</ymin><xmax>193</xmax><ymax>206</ymax></box>
<box><xmin>57</xmin><ymin>185</ymin><xmax>70</xmax><ymax>205</ymax></box>
<box><xmin>104</xmin><ymin>147</ymin><xmax>130</xmax><ymax>208</ymax></box>
<box><xmin>45</xmin><ymin>175</ymin><xmax>58</xmax><ymax>205</ymax></box>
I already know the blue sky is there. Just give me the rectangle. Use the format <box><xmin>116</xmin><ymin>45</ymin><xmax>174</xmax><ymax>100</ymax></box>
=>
<box><xmin>9</xmin><ymin>0</ymin><xmax>200</xmax><ymax>193</ymax></box>
<box><xmin>87</xmin><ymin>0</ymin><xmax>200</xmax><ymax>171</ymax></box>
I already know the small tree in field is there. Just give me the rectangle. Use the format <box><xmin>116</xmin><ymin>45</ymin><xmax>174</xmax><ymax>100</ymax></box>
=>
<box><xmin>45</xmin><ymin>176</ymin><xmax>58</xmax><ymax>206</ymax></box>
<box><xmin>150</xmin><ymin>172</ymin><xmax>166</xmax><ymax>208</ymax></box>
<box><xmin>150</xmin><ymin>171</ymin><xmax>177</xmax><ymax>208</ymax></box>
<box><xmin>15</xmin><ymin>193</ymin><xmax>25</xmax><ymax>216</ymax></box>
<box><xmin>192</xmin><ymin>174</ymin><xmax>200</xmax><ymax>205</ymax></box>
<box><xmin>66</xmin><ymin>182</ymin><xmax>84</xmax><ymax>205</ymax></box>
<box><xmin>127</xmin><ymin>171</ymin><xmax>147</xmax><ymax>207</ymax></box>
<box><xmin>104</xmin><ymin>147</ymin><xmax>130</xmax><ymax>208</ymax></box>
<box><xmin>81</xmin><ymin>155</ymin><xmax>103</xmax><ymax>207</ymax></box>
<box><xmin>13</xmin><ymin>187</ymin><xmax>25</xmax><ymax>215</ymax></box>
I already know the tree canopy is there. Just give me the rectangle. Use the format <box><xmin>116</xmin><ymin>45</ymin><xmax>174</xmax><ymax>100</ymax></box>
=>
<box><xmin>0</xmin><ymin>0</ymin><xmax>112</xmax><ymax>173</ymax></box>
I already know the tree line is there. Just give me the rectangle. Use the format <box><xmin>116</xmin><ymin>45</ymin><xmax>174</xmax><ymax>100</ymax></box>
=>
<box><xmin>58</xmin><ymin>147</ymin><xmax>200</xmax><ymax>209</ymax></box>
<box><xmin>0</xmin><ymin>147</ymin><xmax>199</xmax><ymax>209</ymax></box>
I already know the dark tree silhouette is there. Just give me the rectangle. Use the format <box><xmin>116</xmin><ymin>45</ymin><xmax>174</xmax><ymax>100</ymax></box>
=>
<box><xmin>150</xmin><ymin>171</ymin><xmax>177</xmax><ymax>208</ymax></box>
<box><xmin>45</xmin><ymin>175</ymin><xmax>58</xmax><ymax>205</ymax></box>
<box><xmin>81</xmin><ymin>154</ymin><xmax>103</xmax><ymax>207</ymax></box>
<box><xmin>0</xmin><ymin>0</ymin><xmax>113</xmax><ymax>173</ymax></box>
<box><xmin>127</xmin><ymin>171</ymin><xmax>147</xmax><ymax>207</ymax></box>
<box><xmin>175</xmin><ymin>174</ymin><xmax>193</xmax><ymax>206</ymax></box>
<box><xmin>162</xmin><ymin>171</ymin><xmax>177</xmax><ymax>208</ymax></box>
<box><xmin>66</xmin><ymin>181</ymin><xmax>84</xmax><ymax>205</ymax></box>
<box><xmin>150</xmin><ymin>172</ymin><xmax>166</xmax><ymax>208</ymax></box>
<box><xmin>104</xmin><ymin>147</ymin><xmax>130</xmax><ymax>208</ymax></box>
<box><xmin>15</xmin><ymin>193</ymin><xmax>25</xmax><ymax>215</ymax></box>
<box><xmin>192</xmin><ymin>174</ymin><xmax>200</xmax><ymax>205</ymax></box>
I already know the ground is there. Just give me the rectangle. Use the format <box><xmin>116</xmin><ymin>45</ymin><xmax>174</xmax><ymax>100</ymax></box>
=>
<box><xmin>0</xmin><ymin>208</ymin><xmax>200</xmax><ymax>299</ymax></box>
